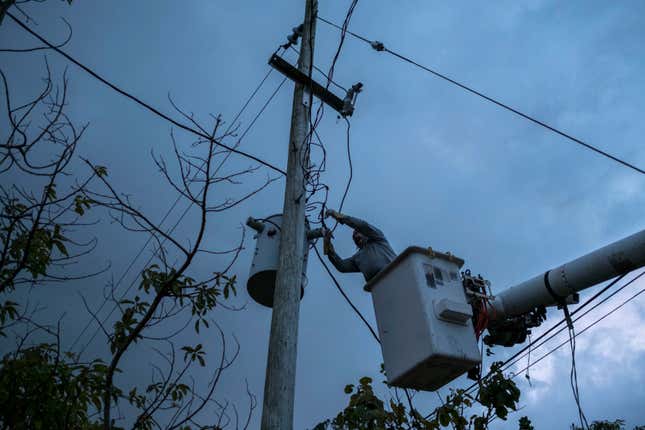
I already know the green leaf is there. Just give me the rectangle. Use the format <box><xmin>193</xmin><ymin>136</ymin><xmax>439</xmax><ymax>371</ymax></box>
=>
<box><xmin>53</xmin><ymin>240</ymin><xmax>68</xmax><ymax>257</ymax></box>
<box><xmin>438</xmin><ymin>411</ymin><xmax>449</xmax><ymax>427</ymax></box>
<box><xmin>359</xmin><ymin>376</ymin><xmax>372</xmax><ymax>386</ymax></box>
<box><xmin>73</xmin><ymin>194</ymin><xmax>92</xmax><ymax>215</ymax></box>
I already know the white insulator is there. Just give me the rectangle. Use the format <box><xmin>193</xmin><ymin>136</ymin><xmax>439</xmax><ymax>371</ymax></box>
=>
<box><xmin>492</xmin><ymin>229</ymin><xmax>645</xmax><ymax>317</ymax></box>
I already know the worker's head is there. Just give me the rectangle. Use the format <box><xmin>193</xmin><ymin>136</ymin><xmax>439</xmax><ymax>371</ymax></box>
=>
<box><xmin>352</xmin><ymin>229</ymin><xmax>367</xmax><ymax>248</ymax></box>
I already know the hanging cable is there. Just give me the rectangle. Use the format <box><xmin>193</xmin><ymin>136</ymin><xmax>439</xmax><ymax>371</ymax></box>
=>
<box><xmin>314</xmin><ymin>245</ymin><xmax>419</xmax><ymax>415</ymax></box>
<box><xmin>337</xmin><ymin>118</ymin><xmax>353</xmax><ymax>218</ymax></box>
<box><xmin>492</xmin><ymin>273</ymin><xmax>645</xmax><ymax>426</ymax></box>
<box><xmin>467</xmin><ymin>271</ymin><xmax>642</xmax><ymax>426</ymax></box>
<box><xmin>313</xmin><ymin>246</ymin><xmax>379</xmax><ymax>343</ymax></box>
<box><xmin>470</xmin><ymin>273</ymin><xmax>628</xmax><ymax>390</ymax></box>
<box><xmin>302</xmin><ymin>0</ymin><xmax>360</xmax><ymax>232</ymax></box>
<box><xmin>500</xmin><ymin>270</ymin><xmax>645</xmax><ymax>374</ymax></box>
<box><xmin>317</xmin><ymin>16</ymin><xmax>645</xmax><ymax>176</ymax></box>
<box><xmin>567</xmin><ymin>317</ymin><xmax>589</xmax><ymax>429</ymax></box>
<box><xmin>425</xmin><ymin>272</ymin><xmax>632</xmax><ymax>422</ymax></box>
<box><xmin>513</xmin><ymin>278</ymin><xmax>645</xmax><ymax>377</ymax></box>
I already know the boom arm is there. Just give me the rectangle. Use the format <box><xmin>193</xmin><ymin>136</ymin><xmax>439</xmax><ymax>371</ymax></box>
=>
<box><xmin>490</xmin><ymin>229</ymin><xmax>645</xmax><ymax>319</ymax></box>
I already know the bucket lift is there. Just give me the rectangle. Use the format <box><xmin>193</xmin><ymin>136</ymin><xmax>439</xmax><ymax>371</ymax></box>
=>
<box><xmin>246</xmin><ymin>212</ymin><xmax>645</xmax><ymax>391</ymax></box>
<box><xmin>364</xmin><ymin>229</ymin><xmax>645</xmax><ymax>391</ymax></box>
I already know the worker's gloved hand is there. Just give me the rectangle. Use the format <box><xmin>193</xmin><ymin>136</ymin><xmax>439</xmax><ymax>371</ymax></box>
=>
<box><xmin>323</xmin><ymin>230</ymin><xmax>334</xmax><ymax>255</ymax></box>
<box><xmin>325</xmin><ymin>209</ymin><xmax>344</xmax><ymax>221</ymax></box>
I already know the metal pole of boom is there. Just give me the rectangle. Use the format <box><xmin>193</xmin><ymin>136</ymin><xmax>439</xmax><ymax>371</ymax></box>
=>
<box><xmin>260</xmin><ymin>0</ymin><xmax>317</xmax><ymax>429</ymax></box>
<box><xmin>491</xmin><ymin>228</ymin><xmax>645</xmax><ymax>318</ymax></box>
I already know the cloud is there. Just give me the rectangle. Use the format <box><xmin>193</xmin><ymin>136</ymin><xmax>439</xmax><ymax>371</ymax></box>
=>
<box><xmin>517</xmin><ymin>352</ymin><xmax>557</xmax><ymax>405</ymax></box>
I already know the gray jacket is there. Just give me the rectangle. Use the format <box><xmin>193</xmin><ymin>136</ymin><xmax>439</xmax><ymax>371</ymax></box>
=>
<box><xmin>327</xmin><ymin>215</ymin><xmax>396</xmax><ymax>282</ymax></box>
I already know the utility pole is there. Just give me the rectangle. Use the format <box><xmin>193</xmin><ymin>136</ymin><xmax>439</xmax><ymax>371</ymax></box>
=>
<box><xmin>261</xmin><ymin>0</ymin><xmax>317</xmax><ymax>429</ymax></box>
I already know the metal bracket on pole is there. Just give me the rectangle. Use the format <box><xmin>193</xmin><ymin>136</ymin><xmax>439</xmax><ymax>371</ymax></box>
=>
<box><xmin>268</xmin><ymin>54</ymin><xmax>361</xmax><ymax>117</ymax></box>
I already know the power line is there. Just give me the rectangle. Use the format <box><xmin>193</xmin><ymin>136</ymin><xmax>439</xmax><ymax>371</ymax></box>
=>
<box><xmin>313</xmin><ymin>246</ymin><xmax>379</xmax><ymax>343</ymax></box>
<box><xmin>502</xmin><ymin>270</ymin><xmax>645</xmax><ymax>374</ymax></box>
<box><xmin>6</xmin><ymin>11</ymin><xmax>286</xmax><ymax>176</ymax></box>
<box><xmin>491</xmin><ymin>273</ymin><xmax>645</xmax><ymax>426</ymax></box>
<box><xmin>304</xmin><ymin>0</ymin><xmax>360</xmax><ymax>230</ymax></box>
<box><xmin>424</xmin><ymin>272</ymin><xmax>632</xmax><ymax>422</ymax></box>
<box><xmin>466</xmin><ymin>271</ymin><xmax>645</xmax><ymax>427</ymax></box>
<box><xmin>336</xmin><ymin>118</ymin><xmax>353</xmax><ymax>217</ymax></box>
<box><xmin>567</xmin><ymin>315</ymin><xmax>588</xmax><ymax>430</ymax></box>
<box><xmin>466</xmin><ymin>272</ymin><xmax>629</xmax><ymax>393</ymax></box>
<box><xmin>513</xmin><ymin>281</ymin><xmax>645</xmax><ymax>377</ymax></box>
<box><xmin>317</xmin><ymin>16</ymin><xmax>645</xmax><ymax>176</ymax></box>
<box><xmin>496</xmin><ymin>272</ymin><xmax>645</xmax><ymax>427</ymax></box>
<box><xmin>314</xmin><ymin>245</ymin><xmax>420</xmax><ymax>416</ymax></box>
<box><xmin>75</xmin><ymin>74</ymin><xmax>288</xmax><ymax>357</ymax></box>
<box><xmin>69</xmin><ymin>67</ymin><xmax>279</xmax><ymax>351</ymax></box>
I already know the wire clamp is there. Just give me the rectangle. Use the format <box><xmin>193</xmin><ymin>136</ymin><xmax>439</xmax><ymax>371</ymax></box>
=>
<box><xmin>370</xmin><ymin>40</ymin><xmax>385</xmax><ymax>52</ymax></box>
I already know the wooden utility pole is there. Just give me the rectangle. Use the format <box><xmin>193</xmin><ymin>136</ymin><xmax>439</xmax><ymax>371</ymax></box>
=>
<box><xmin>260</xmin><ymin>0</ymin><xmax>317</xmax><ymax>429</ymax></box>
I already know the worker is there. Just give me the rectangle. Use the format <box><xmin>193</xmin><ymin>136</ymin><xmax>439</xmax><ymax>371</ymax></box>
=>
<box><xmin>323</xmin><ymin>209</ymin><xmax>396</xmax><ymax>282</ymax></box>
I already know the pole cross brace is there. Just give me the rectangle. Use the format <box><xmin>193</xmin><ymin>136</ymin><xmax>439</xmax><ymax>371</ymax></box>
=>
<box><xmin>268</xmin><ymin>54</ymin><xmax>360</xmax><ymax>117</ymax></box>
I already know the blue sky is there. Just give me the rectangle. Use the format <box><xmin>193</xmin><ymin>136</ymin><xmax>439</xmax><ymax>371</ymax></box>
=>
<box><xmin>2</xmin><ymin>1</ymin><xmax>644</xmax><ymax>428</ymax></box>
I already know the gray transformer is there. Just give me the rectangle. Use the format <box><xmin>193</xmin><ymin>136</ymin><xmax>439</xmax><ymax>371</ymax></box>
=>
<box><xmin>246</xmin><ymin>214</ymin><xmax>309</xmax><ymax>308</ymax></box>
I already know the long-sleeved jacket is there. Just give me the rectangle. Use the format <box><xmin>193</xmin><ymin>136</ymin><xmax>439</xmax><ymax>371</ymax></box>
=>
<box><xmin>327</xmin><ymin>215</ymin><xmax>396</xmax><ymax>282</ymax></box>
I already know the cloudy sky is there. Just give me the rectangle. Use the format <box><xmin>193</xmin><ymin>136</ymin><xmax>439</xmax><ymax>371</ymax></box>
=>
<box><xmin>2</xmin><ymin>0</ymin><xmax>644</xmax><ymax>428</ymax></box>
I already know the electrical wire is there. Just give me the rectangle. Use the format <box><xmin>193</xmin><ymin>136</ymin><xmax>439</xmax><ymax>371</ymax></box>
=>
<box><xmin>303</xmin><ymin>0</ymin><xmax>360</xmax><ymax>232</ymax></box>
<box><xmin>482</xmin><ymin>270</ymin><xmax>645</xmax><ymax>428</ymax></box>
<box><xmin>6</xmin><ymin>11</ymin><xmax>286</xmax><ymax>176</ymax></box>
<box><xmin>333</xmin><ymin>118</ymin><xmax>353</xmax><ymax>232</ymax></box>
<box><xmin>314</xmin><ymin>245</ymin><xmax>419</xmax><ymax>416</ymax></box>
<box><xmin>468</xmin><ymin>273</ymin><xmax>628</xmax><ymax>392</ymax></box>
<box><xmin>68</xmin><ymin>67</ymin><xmax>278</xmax><ymax>351</ymax></box>
<box><xmin>494</xmin><ymin>273</ymin><xmax>645</xmax><ymax>427</ymax></box>
<box><xmin>478</xmin><ymin>271</ymin><xmax>645</xmax><ymax>426</ymax></box>
<box><xmin>305</xmin><ymin>4</ymin><xmax>426</xmax><ymax>417</ymax></box>
<box><xmin>314</xmin><ymin>13</ymin><xmax>643</xmax><ymax>423</ymax></box>
<box><xmin>317</xmin><ymin>16</ymin><xmax>645</xmax><ymax>176</ymax></box>
<box><xmin>424</xmin><ymin>272</ymin><xmax>632</xmax><ymax>422</ymax></box>
<box><xmin>313</xmin><ymin>246</ymin><xmax>379</xmax><ymax>343</ymax></box>
<box><xmin>567</xmin><ymin>317</ymin><xmax>588</xmax><ymax>429</ymax></box>
<box><xmin>513</xmin><ymin>280</ymin><xmax>645</xmax><ymax>377</ymax></box>
<box><xmin>74</xmin><ymin>73</ymin><xmax>288</xmax><ymax>357</ymax></box>
<box><xmin>500</xmin><ymin>271</ymin><xmax>644</xmax><ymax>374</ymax></box>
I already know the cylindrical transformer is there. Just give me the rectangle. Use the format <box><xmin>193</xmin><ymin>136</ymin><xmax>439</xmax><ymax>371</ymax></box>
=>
<box><xmin>246</xmin><ymin>214</ymin><xmax>308</xmax><ymax>307</ymax></box>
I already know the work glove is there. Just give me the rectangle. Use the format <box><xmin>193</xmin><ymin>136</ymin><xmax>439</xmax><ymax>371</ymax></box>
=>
<box><xmin>323</xmin><ymin>230</ymin><xmax>334</xmax><ymax>255</ymax></box>
<box><xmin>325</xmin><ymin>209</ymin><xmax>344</xmax><ymax>221</ymax></box>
